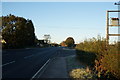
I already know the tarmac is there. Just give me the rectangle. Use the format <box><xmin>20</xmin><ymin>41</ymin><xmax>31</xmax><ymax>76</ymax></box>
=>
<box><xmin>39</xmin><ymin>57</ymin><xmax>68</xmax><ymax>78</ymax></box>
<box><xmin>33</xmin><ymin>48</ymin><xmax>76</xmax><ymax>79</ymax></box>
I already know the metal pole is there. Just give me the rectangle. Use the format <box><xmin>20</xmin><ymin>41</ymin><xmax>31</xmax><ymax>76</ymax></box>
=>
<box><xmin>106</xmin><ymin>11</ymin><xmax>109</xmax><ymax>45</ymax></box>
<box><xmin>118</xmin><ymin>5</ymin><xmax>120</xmax><ymax>43</ymax></box>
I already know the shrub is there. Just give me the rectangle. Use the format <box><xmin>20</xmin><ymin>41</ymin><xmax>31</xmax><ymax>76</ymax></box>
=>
<box><xmin>76</xmin><ymin>50</ymin><xmax>96</xmax><ymax>67</ymax></box>
<box><xmin>76</xmin><ymin>36</ymin><xmax>107</xmax><ymax>58</ymax></box>
<box><xmin>69</xmin><ymin>68</ymin><xmax>94</xmax><ymax>79</ymax></box>
<box><xmin>95</xmin><ymin>43</ymin><xmax>120</xmax><ymax>79</ymax></box>
<box><xmin>76</xmin><ymin>36</ymin><xmax>120</xmax><ymax>79</ymax></box>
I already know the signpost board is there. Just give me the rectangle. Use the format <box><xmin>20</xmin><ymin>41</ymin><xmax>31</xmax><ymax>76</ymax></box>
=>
<box><xmin>106</xmin><ymin>10</ymin><xmax>120</xmax><ymax>45</ymax></box>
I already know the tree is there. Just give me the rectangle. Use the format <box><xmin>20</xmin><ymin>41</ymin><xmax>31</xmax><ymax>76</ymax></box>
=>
<box><xmin>60</xmin><ymin>41</ymin><xmax>67</xmax><ymax>47</ymax></box>
<box><xmin>65</xmin><ymin>37</ymin><xmax>75</xmax><ymax>47</ymax></box>
<box><xmin>1</xmin><ymin>14</ymin><xmax>35</xmax><ymax>48</ymax></box>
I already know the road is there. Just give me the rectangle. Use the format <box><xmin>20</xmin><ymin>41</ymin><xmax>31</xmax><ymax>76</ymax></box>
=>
<box><xmin>2</xmin><ymin>47</ymin><xmax>65</xmax><ymax>79</ymax></box>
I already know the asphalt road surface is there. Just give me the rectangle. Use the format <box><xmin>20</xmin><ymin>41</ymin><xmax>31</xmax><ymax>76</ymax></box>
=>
<box><xmin>0</xmin><ymin>47</ymin><xmax>62</xmax><ymax>79</ymax></box>
<box><xmin>2</xmin><ymin>47</ymin><xmax>65</xmax><ymax>79</ymax></box>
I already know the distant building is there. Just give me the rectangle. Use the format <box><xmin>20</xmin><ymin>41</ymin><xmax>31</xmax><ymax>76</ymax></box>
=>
<box><xmin>37</xmin><ymin>40</ymin><xmax>48</xmax><ymax>47</ymax></box>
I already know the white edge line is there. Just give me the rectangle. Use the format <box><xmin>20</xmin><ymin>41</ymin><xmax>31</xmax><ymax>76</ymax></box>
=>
<box><xmin>0</xmin><ymin>61</ymin><xmax>15</xmax><ymax>67</ymax></box>
<box><xmin>31</xmin><ymin>59</ymin><xmax>50</xmax><ymax>80</ymax></box>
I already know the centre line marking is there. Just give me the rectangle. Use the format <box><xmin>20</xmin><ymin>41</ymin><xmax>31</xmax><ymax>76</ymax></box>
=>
<box><xmin>0</xmin><ymin>61</ymin><xmax>15</xmax><ymax>67</ymax></box>
<box><xmin>24</xmin><ymin>55</ymin><xmax>34</xmax><ymax>59</ymax></box>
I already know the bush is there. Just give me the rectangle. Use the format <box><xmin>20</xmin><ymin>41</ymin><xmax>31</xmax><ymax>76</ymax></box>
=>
<box><xmin>76</xmin><ymin>35</ymin><xmax>107</xmax><ymax>59</ymax></box>
<box><xmin>76</xmin><ymin>36</ymin><xmax>120</xmax><ymax>79</ymax></box>
<box><xmin>69</xmin><ymin>68</ymin><xmax>94</xmax><ymax>79</ymax></box>
<box><xmin>95</xmin><ymin>43</ymin><xmax>120</xmax><ymax>79</ymax></box>
<box><xmin>76</xmin><ymin>50</ymin><xmax>96</xmax><ymax>67</ymax></box>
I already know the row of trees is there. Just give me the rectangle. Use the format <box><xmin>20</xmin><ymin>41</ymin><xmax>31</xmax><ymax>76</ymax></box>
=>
<box><xmin>1</xmin><ymin>14</ymin><xmax>36</xmax><ymax>49</ymax></box>
<box><xmin>0</xmin><ymin>14</ymin><xmax>75</xmax><ymax>49</ymax></box>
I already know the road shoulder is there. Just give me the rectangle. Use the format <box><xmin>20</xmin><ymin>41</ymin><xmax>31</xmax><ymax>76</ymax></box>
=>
<box><xmin>38</xmin><ymin>57</ymin><xmax>69</xmax><ymax>78</ymax></box>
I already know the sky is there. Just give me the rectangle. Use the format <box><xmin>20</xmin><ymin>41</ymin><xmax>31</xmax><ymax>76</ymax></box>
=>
<box><xmin>2</xmin><ymin>2</ymin><xmax>119</xmax><ymax>44</ymax></box>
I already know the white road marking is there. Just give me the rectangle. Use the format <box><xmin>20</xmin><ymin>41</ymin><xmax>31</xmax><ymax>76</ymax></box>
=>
<box><xmin>24</xmin><ymin>55</ymin><xmax>34</xmax><ymax>59</ymax></box>
<box><xmin>30</xmin><ymin>59</ymin><xmax>50</xmax><ymax>80</ymax></box>
<box><xmin>0</xmin><ymin>61</ymin><xmax>15</xmax><ymax>67</ymax></box>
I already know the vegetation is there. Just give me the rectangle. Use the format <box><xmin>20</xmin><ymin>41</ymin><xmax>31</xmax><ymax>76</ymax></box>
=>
<box><xmin>69</xmin><ymin>68</ymin><xmax>94</xmax><ymax>79</ymax></box>
<box><xmin>1</xmin><ymin>14</ymin><xmax>35</xmax><ymax>49</ymax></box>
<box><xmin>76</xmin><ymin>36</ymin><xmax>120</xmax><ymax>79</ymax></box>
<box><xmin>60</xmin><ymin>41</ymin><xmax>67</xmax><ymax>47</ymax></box>
<box><xmin>65</xmin><ymin>37</ymin><xmax>75</xmax><ymax>47</ymax></box>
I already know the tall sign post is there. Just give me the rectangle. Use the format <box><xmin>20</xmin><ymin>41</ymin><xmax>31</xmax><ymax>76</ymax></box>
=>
<box><xmin>106</xmin><ymin>10</ymin><xmax>120</xmax><ymax>45</ymax></box>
